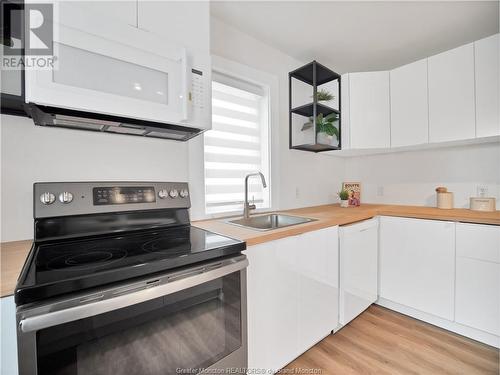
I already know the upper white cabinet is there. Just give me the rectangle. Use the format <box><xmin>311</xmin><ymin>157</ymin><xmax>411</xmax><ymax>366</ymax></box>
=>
<box><xmin>138</xmin><ymin>1</ymin><xmax>210</xmax><ymax>53</ymax></box>
<box><xmin>455</xmin><ymin>223</ymin><xmax>500</xmax><ymax>336</ymax></box>
<box><xmin>245</xmin><ymin>227</ymin><xmax>339</xmax><ymax>372</ymax></box>
<box><xmin>390</xmin><ymin>59</ymin><xmax>429</xmax><ymax>147</ymax></box>
<box><xmin>71</xmin><ymin>1</ymin><xmax>137</xmax><ymax>27</ymax></box>
<box><xmin>475</xmin><ymin>33</ymin><xmax>500</xmax><ymax>138</ymax></box>
<box><xmin>339</xmin><ymin>218</ymin><xmax>379</xmax><ymax>326</ymax></box>
<box><xmin>347</xmin><ymin>71</ymin><xmax>391</xmax><ymax>149</ymax></box>
<box><xmin>428</xmin><ymin>43</ymin><xmax>476</xmax><ymax>142</ymax></box>
<box><xmin>379</xmin><ymin>216</ymin><xmax>455</xmax><ymax>320</ymax></box>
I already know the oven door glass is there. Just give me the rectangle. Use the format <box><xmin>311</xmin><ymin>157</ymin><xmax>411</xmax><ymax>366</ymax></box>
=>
<box><xmin>35</xmin><ymin>272</ymin><xmax>241</xmax><ymax>375</ymax></box>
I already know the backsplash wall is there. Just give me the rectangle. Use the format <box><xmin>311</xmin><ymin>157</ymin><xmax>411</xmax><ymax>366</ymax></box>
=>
<box><xmin>343</xmin><ymin>142</ymin><xmax>500</xmax><ymax>208</ymax></box>
<box><xmin>0</xmin><ymin>115</ymin><xmax>190</xmax><ymax>242</ymax></box>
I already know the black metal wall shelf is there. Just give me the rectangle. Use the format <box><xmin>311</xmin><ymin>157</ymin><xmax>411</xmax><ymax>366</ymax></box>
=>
<box><xmin>289</xmin><ymin>60</ymin><xmax>342</xmax><ymax>153</ymax></box>
<box><xmin>291</xmin><ymin>103</ymin><xmax>340</xmax><ymax>118</ymax></box>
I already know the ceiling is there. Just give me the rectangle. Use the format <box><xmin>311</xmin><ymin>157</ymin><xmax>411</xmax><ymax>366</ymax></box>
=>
<box><xmin>210</xmin><ymin>1</ymin><xmax>499</xmax><ymax>73</ymax></box>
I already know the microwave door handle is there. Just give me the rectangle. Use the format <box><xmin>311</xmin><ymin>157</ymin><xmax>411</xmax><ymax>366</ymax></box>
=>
<box><xmin>18</xmin><ymin>257</ymin><xmax>248</xmax><ymax>333</ymax></box>
<box><xmin>180</xmin><ymin>48</ymin><xmax>190</xmax><ymax>121</ymax></box>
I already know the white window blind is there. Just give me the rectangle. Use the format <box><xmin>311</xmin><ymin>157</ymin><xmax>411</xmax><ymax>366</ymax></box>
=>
<box><xmin>204</xmin><ymin>72</ymin><xmax>270</xmax><ymax>215</ymax></box>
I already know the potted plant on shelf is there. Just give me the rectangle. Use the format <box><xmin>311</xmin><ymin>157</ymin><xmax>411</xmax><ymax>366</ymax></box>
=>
<box><xmin>301</xmin><ymin>113</ymin><xmax>339</xmax><ymax>146</ymax></box>
<box><xmin>313</xmin><ymin>89</ymin><xmax>335</xmax><ymax>103</ymax></box>
<box><xmin>339</xmin><ymin>189</ymin><xmax>349</xmax><ymax>207</ymax></box>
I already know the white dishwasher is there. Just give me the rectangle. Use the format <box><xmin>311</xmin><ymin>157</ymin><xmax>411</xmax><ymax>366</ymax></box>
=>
<box><xmin>339</xmin><ymin>217</ymin><xmax>379</xmax><ymax>326</ymax></box>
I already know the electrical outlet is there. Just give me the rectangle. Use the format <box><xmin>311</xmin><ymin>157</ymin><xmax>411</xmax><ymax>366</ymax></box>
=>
<box><xmin>377</xmin><ymin>186</ymin><xmax>384</xmax><ymax>197</ymax></box>
<box><xmin>477</xmin><ymin>185</ymin><xmax>488</xmax><ymax>197</ymax></box>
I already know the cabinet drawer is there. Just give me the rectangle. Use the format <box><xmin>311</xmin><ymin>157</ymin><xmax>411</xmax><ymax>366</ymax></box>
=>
<box><xmin>456</xmin><ymin>223</ymin><xmax>500</xmax><ymax>263</ymax></box>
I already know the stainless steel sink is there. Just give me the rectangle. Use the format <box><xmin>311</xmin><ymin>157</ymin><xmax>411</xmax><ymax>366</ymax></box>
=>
<box><xmin>227</xmin><ymin>214</ymin><xmax>316</xmax><ymax>231</ymax></box>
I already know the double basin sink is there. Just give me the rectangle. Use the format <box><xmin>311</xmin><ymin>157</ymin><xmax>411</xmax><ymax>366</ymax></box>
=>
<box><xmin>227</xmin><ymin>213</ymin><xmax>316</xmax><ymax>231</ymax></box>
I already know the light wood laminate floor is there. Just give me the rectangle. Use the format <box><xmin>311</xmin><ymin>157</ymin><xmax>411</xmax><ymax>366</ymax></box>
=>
<box><xmin>284</xmin><ymin>305</ymin><xmax>499</xmax><ymax>375</ymax></box>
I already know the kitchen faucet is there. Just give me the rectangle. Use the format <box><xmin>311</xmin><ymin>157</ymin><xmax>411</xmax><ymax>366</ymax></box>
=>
<box><xmin>243</xmin><ymin>172</ymin><xmax>267</xmax><ymax>218</ymax></box>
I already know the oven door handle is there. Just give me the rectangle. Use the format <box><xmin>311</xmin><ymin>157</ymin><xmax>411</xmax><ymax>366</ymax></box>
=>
<box><xmin>19</xmin><ymin>257</ymin><xmax>248</xmax><ymax>333</ymax></box>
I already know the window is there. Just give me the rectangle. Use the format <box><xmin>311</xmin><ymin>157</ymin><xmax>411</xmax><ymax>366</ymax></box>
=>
<box><xmin>204</xmin><ymin>72</ymin><xmax>270</xmax><ymax>215</ymax></box>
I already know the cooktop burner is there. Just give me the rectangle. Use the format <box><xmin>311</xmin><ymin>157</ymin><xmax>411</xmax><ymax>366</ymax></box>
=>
<box><xmin>16</xmin><ymin>225</ymin><xmax>245</xmax><ymax>305</ymax></box>
<box><xmin>46</xmin><ymin>249</ymin><xmax>128</xmax><ymax>271</ymax></box>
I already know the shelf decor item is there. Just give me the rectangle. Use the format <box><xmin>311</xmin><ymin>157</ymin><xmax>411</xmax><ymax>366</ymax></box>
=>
<box><xmin>436</xmin><ymin>186</ymin><xmax>454</xmax><ymax>209</ymax></box>
<box><xmin>313</xmin><ymin>89</ymin><xmax>335</xmax><ymax>102</ymax></box>
<box><xmin>339</xmin><ymin>189</ymin><xmax>349</xmax><ymax>207</ymax></box>
<box><xmin>289</xmin><ymin>60</ymin><xmax>341</xmax><ymax>152</ymax></box>
<box><xmin>342</xmin><ymin>182</ymin><xmax>361</xmax><ymax>207</ymax></box>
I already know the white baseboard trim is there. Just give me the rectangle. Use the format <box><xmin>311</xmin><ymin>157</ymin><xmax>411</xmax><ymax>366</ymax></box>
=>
<box><xmin>376</xmin><ymin>298</ymin><xmax>500</xmax><ymax>349</ymax></box>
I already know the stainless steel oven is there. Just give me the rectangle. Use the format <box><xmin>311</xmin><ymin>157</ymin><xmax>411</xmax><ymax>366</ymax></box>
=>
<box><xmin>17</xmin><ymin>255</ymin><xmax>248</xmax><ymax>375</ymax></box>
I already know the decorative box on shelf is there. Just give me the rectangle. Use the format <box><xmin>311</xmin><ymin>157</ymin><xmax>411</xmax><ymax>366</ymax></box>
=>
<box><xmin>289</xmin><ymin>60</ymin><xmax>341</xmax><ymax>152</ymax></box>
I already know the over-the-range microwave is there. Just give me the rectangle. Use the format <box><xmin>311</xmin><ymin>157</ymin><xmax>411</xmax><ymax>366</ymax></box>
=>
<box><xmin>24</xmin><ymin>2</ymin><xmax>211</xmax><ymax>141</ymax></box>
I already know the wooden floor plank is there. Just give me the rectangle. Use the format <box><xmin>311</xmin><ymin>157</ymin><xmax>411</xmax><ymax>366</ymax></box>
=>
<box><xmin>283</xmin><ymin>305</ymin><xmax>499</xmax><ymax>375</ymax></box>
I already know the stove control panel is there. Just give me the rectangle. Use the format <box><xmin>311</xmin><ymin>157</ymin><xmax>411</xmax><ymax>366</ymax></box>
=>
<box><xmin>34</xmin><ymin>182</ymin><xmax>190</xmax><ymax>218</ymax></box>
<box><xmin>93</xmin><ymin>186</ymin><xmax>156</xmax><ymax>205</ymax></box>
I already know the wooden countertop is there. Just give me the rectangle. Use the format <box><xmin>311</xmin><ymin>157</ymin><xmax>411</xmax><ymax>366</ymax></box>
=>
<box><xmin>193</xmin><ymin>204</ymin><xmax>500</xmax><ymax>246</ymax></box>
<box><xmin>1</xmin><ymin>204</ymin><xmax>498</xmax><ymax>298</ymax></box>
<box><xmin>1</xmin><ymin>240</ymin><xmax>31</xmax><ymax>298</ymax></box>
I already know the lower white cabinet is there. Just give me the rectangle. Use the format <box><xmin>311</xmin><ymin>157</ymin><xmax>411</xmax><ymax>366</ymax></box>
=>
<box><xmin>339</xmin><ymin>218</ymin><xmax>378</xmax><ymax>325</ymax></box>
<box><xmin>379</xmin><ymin>216</ymin><xmax>455</xmax><ymax>320</ymax></box>
<box><xmin>245</xmin><ymin>226</ymin><xmax>339</xmax><ymax>372</ymax></box>
<box><xmin>455</xmin><ymin>223</ymin><xmax>500</xmax><ymax>336</ymax></box>
<box><xmin>1</xmin><ymin>296</ymin><xmax>18</xmax><ymax>375</ymax></box>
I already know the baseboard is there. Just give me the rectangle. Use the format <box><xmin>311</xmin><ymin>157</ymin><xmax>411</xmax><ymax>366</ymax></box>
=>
<box><xmin>376</xmin><ymin>298</ymin><xmax>500</xmax><ymax>349</ymax></box>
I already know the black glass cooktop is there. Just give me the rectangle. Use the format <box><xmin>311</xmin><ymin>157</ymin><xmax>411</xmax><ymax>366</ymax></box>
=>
<box><xmin>16</xmin><ymin>226</ymin><xmax>245</xmax><ymax>305</ymax></box>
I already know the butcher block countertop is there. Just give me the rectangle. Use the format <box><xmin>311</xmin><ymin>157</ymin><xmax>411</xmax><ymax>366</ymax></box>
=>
<box><xmin>1</xmin><ymin>204</ymin><xmax>499</xmax><ymax>298</ymax></box>
<box><xmin>193</xmin><ymin>203</ymin><xmax>500</xmax><ymax>246</ymax></box>
<box><xmin>1</xmin><ymin>240</ymin><xmax>31</xmax><ymax>298</ymax></box>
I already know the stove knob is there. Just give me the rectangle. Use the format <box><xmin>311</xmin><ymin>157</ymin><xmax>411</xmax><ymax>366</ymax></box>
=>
<box><xmin>58</xmin><ymin>192</ymin><xmax>73</xmax><ymax>204</ymax></box>
<box><xmin>179</xmin><ymin>189</ymin><xmax>189</xmax><ymax>198</ymax></box>
<box><xmin>40</xmin><ymin>192</ymin><xmax>56</xmax><ymax>205</ymax></box>
<box><xmin>169</xmin><ymin>189</ymin><xmax>179</xmax><ymax>198</ymax></box>
<box><xmin>158</xmin><ymin>189</ymin><xmax>169</xmax><ymax>199</ymax></box>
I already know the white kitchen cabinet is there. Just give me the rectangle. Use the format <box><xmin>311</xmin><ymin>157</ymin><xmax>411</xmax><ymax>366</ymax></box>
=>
<box><xmin>245</xmin><ymin>237</ymin><xmax>299</xmax><ymax>372</ymax></box>
<box><xmin>455</xmin><ymin>223</ymin><xmax>500</xmax><ymax>335</ymax></box>
<box><xmin>138</xmin><ymin>1</ymin><xmax>210</xmax><ymax>53</ymax></box>
<box><xmin>428</xmin><ymin>43</ymin><xmax>476</xmax><ymax>142</ymax></box>
<box><xmin>475</xmin><ymin>33</ymin><xmax>500</xmax><ymax>138</ymax></box>
<box><xmin>245</xmin><ymin>226</ymin><xmax>339</xmax><ymax>372</ymax></box>
<box><xmin>339</xmin><ymin>218</ymin><xmax>378</xmax><ymax>326</ymax></box>
<box><xmin>379</xmin><ymin>216</ymin><xmax>455</xmax><ymax>320</ymax></box>
<box><xmin>72</xmin><ymin>1</ymin><xmax>137</xmax><ymax>27</ymax></box>
<box><xmin>390</xmin><ymin>59</ymin><xmax>429</xmax><ymax>147</ymax></box>
<box><xmin>1</xmin><ymin>296</ymin><xmax>18</xmax><ymax>375</ymax></box>
<box><xmin>297</xmin><ymin>227</ymin><xmax>339</xmax><ymax>350</ymax></box>
<box><xmin>348</xmin><ymin>71</ymin><xmax>391</xmax><ymax>149</ymax></box>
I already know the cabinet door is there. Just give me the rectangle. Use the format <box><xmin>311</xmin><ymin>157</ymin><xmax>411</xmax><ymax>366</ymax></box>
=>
<box><xmin>1</xmin><ymin>296</ymin><xmax>18</xmax><ymax>375</ymax></box>
<box><xmin>71</xmin><ymin>1</ymin><xmax>137</xmax><ymax>27</ymax></box>
<box><xmin>456</xmin><ymin>258</ymin><xmax>500</xmax><ymax>335</ymax></box>
<box><xmin>138</xmin><ymin>1</ymin><xmax>210</xmax><ymax>53</ymax></box>
<box><xmin>245</xmin><ymin>238</ymin><xmax>299</xmax><ymax>372</ymax></box>
<box><xmin>475</xmin><ymin>33</ymin><xmax>500</xmax><ymax>138</ymax></box>
<box><xmin>428</xmin><ymin>43</ymin><xmax>475</xmax><ymax>142</ymax></box>
<box><xmin>297</xmin><ymin>227</ymin><xmax>339</xmax><ymax>350</ymax></box>
<box><xmin>455</xmin><ymin>223</ymin><xmax>500</xmax><ymax>335</ymax></box>
<box><xmin>379</xmin><ymin>216</ymin><xmax>455</xmax><ymax>320</ymax></box>
<box><xmin>390</xmin><ymin>59</ymin><xmax>429</xmax><ymax>147</ymax></box>
<box><xmin>340</xmin><ymin>218</ymin><xmax>378</xmax><ymax>325</ymax></box>
<box><xmin>349</xmin><ymin>71</ymin><xmax>391</xmax><ymax>149</ymax></box>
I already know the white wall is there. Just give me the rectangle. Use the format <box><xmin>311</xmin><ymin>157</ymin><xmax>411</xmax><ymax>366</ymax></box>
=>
<box><xmin>0</xmin><ymin>115</ymin><xmax>188</xmax><ymax>241</ymax></box>
<box><xmin>209</xmin><ymin>17</ymin><xmax>345</xmax><ymax>211</ymax></box>
<box><xmin>344</xmin><ymin>142</ymin><xmax>500</xmax><ymax>208</ymax></box>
